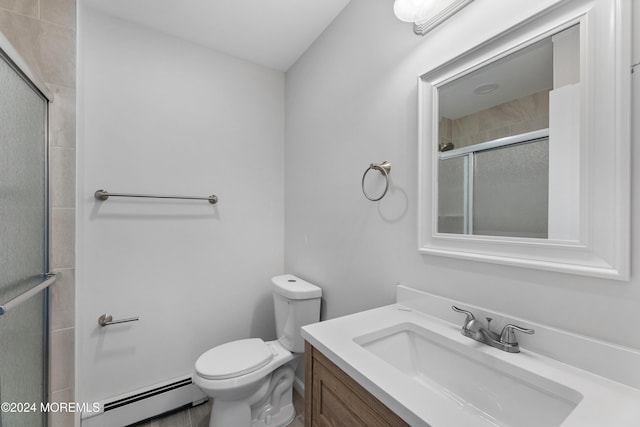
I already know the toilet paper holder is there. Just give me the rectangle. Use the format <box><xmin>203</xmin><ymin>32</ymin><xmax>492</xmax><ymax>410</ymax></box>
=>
<box><xmin>98</xmin><ymin>313</ymin><xmax>139</xmax><ymax>327</ymax></box>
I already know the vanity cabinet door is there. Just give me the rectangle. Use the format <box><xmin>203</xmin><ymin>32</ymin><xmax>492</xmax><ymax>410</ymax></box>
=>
<box><xmin>305</xmin><ymin>342</ymin><xmax>409</xmax><ymax>427</ymax></box>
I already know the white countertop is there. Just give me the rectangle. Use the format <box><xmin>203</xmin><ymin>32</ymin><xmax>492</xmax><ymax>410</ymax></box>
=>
<box><xmin>302</xmin><ymin>302</ymin><xmax>640</xmax><ymax>427</ymax></box>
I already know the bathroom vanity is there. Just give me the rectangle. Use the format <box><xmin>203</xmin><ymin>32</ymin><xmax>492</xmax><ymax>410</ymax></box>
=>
<box><xmin>304</xmin><ymin>341</ymin><xmax>408</xmax><ymax>427</ymax></box>
<box><xmin>301</xmin><ymin>286</ymin><xmax>640</xmax><ymax>427</ymax></box>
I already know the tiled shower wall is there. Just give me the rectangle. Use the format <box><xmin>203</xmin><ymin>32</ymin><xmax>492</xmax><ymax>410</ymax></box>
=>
<box><xmin>440</xmin><ymin>90</ymin><xmax>550</xmax><ymax>149</ymax></box>
<box><xmin>0</xmin><ymin>1</ymin><xmax>76</xmax><ymax>426</ymax></box>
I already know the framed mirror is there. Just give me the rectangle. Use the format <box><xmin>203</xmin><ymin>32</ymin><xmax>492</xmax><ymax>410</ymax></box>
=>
<box><xmin>418</xmin><ymin>0</ymin><xmax>631</xmax><ymax>280</ymax></box>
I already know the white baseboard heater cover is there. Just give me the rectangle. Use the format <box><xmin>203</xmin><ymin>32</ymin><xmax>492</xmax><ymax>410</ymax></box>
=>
<box><xmin>81</xmin><ymin>375</ymin><xmax>207</xmax><ymax>427</ymax></box>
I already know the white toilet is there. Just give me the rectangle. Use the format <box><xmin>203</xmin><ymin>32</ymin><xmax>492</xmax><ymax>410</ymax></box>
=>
<box><xmin>193</xmin><ymin>274</ymin><xmax>322</xmax><ymax>427</ymax></box>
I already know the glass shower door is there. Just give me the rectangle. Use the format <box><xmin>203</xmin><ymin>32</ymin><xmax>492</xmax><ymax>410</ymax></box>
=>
<box><xmin>473</xmin><ymin>140</ymin><xmax>549</xmax><ymax>238</ymax></box>
<box><xmin>438</xmin><ymin>156</ymin><xmax>466</xmax><ymax>234</ymax></box>
<box><xmin>0</xmin><ymin>49</ymin><xmax>49</xmax><ymax>427</ymax></box>
<box><xmin>437</xmin><ymin>135</ymin><xmax>549</xmax><ymax>238</ymax></box>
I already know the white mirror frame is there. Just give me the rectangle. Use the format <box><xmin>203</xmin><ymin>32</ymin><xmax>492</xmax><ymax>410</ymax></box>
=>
<box><xmin>418</xmin><ymin>0</ymin><xmax>631</xmax><ymax>280</ymax></box>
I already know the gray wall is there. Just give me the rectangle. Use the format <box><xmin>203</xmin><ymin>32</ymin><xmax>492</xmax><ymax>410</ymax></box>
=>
<box><xmin>284</xmin><ymin>0</ymin><xmax>640</xmax><ymax>349</ymax></box>
<box><xmin>76</xmin><ymin>7</ymin><xmax>285</xmax><ymax>403</ymax></box>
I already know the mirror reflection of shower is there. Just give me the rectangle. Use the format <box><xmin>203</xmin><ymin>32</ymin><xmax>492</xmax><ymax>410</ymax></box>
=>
<box><xmin>438</xmin><ymin>132</ymin><xmax>549</xmax><ymax>238</ymax></box>
<box><xmin>0</xmin><ymin>46</ymin><xmax>51</xmax><ymax>426</ymax></box>
<box><xmin>435</xmin><ymin>24</ymin><xmax>580</xmax><ymax>241</ymax></box>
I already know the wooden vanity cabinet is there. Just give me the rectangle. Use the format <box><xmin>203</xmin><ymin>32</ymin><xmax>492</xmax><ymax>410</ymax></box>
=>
<box><xmin>304</xmin><ymin>341</ymin><xmax>409</xmax><ymax>427</ymax></box>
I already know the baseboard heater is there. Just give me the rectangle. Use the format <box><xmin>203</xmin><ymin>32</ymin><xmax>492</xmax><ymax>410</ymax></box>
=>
<box><xmin>82</xmin><ymin>375</ymin><xmax>207</xmax><ymax>427</ymax></box>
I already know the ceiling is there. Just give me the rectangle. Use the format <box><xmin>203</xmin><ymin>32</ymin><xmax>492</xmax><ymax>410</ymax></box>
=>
<box><xmin>83</xmin><ymin>0</ymin><xmax>352</xmax><ymax>71</ymax></box>
<box><xmin>439</xmin><ymin>38</ymin><xmax>554</xmax><ymax>120</ymax></box>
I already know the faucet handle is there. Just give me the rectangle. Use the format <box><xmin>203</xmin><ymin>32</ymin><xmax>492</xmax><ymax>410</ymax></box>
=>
<box><xmin>485</xmin><ymin>317</ymin><xmax>493</xmax><ymax>332</ymax></box>
<box><xmin>452</xmin><ymin>306</ymin><xmax>475</xmax><ymax>326</ymax></box>
<box><xmin>499</xmin><ymin>324</ymin><xmax>535</xmax><ymax>345</ymax></box>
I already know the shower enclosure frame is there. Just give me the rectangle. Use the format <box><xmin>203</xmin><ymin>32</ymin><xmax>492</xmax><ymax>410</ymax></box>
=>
<box><xmin>438</xmin><ymin>128</ymin><xmax>550</xmax><ymax>236</ymax></box>
<box><xmin>0</xmin><ymin>31</ymin><xmax>54</xmax><ymax>426</ymax></box>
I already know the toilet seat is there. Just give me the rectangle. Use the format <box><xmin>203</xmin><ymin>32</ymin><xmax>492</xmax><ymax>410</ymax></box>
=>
<box><xmin>194</xmin><ymin>339</ymin><xmax>296</xmax><ymax>393</ymax></box>
<box><xmin>196</xmin><ymin>338</ymin><xmax>274</xmax><ymax>380</ymax></box>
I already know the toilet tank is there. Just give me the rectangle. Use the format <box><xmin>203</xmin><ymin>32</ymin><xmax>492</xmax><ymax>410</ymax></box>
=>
<box><xmin>272</xmin><ymin>275</ymin><xmax>322</xmax><ymax>353</ymax></box>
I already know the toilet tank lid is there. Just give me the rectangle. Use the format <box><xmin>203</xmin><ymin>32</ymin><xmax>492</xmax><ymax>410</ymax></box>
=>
<box><xmin>272</xmin><ymin>275</ymin><xmax>322</xmax><ymax>300</ymax></box>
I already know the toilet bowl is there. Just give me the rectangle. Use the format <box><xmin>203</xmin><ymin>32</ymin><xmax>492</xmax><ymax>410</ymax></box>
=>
<box><xmin>193</xmin><ymin>275</ymin><xmax>321</xmax><ymax>427</ymax></box>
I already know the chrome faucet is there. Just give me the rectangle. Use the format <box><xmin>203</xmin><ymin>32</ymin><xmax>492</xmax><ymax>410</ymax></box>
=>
<box><xmin>452</xmin><ymin>306</ymin><xmax>534</xmax><ymax>353</ymax></box>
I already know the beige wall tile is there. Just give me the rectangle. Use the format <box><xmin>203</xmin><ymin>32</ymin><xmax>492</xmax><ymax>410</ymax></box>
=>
<box><xmin>0</xmin><ymin>9</ymin><xmax>43</xmax><ymax>74</ymax></box>
<box><xmin>50</xmin><ymin>269</ymin><xmax>75</xmax><ymax>331</ymax></box>
<box><xmin>50</xmin><ymin>146</ymin><xmax>76</xmax><ymax>208</ymax></box>
<box><xmin>439</xmin><ymin>117</ymin><xmax>452</xmax><ymax>139</ymax></box>
<box><xmin>49</xmin><ymin>84</ymin><xmax>76</xmax><ymax>148</ymax></box>
<box><xmin>470</xmin><ymin>125</ymin><xmax>510</xmax><ymax>146</ymax></box>
<box><xmin>479</xmin><ymin>102</ymin><xmax>525</xmax><ymax>131</ymax></box>
<box><xmin>38</xmin><ymin>20</ymin><xmax>75</xmax><ymax>87</ymax></box>
<box><xmin>49</xmin><ymin>388</ymin><xmax>75</xmax><ymax>427</ymax></box>
<box><xmin>452</xmin><ymin>113</ymin><xmax>479</xmax><ymax>140</ymax></box>
<box><xmin>0</xmin><ymin>10</ymin><xmax>75</xmax><ymax>88</ymax></box>
<box><xmin>40</xmin><ymin>0</ymin><xmax>76</xmax><ymax>30</ymax></box>
<box><xmin>50</xmin><ymin>327</ymin><xmax>75</xmax><ymax>391</ymax></box>
<box><xmin>511</xmin><ymin>115</ymin><xmax>550</xmax><ymax>135</ymax></box>
<box><xmin>451</xmin><ymin>91</ymin><xmax>549</xmax><ymax>147</ymax></box>
<box><xmin>51</xmin><ymin>208</ymin><xmax>75</xmax><ymax>269</ymax></box>
<box><xmin>0</xmin><ymin>0</ymin><xmax>38</xmax><ymax>18</ymax></box>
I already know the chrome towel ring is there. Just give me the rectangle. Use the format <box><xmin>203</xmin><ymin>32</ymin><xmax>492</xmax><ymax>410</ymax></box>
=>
<box><xmin>362</xmin><ymin>161</ymin><xmax>391</xmax><ymax>201</ymax></box>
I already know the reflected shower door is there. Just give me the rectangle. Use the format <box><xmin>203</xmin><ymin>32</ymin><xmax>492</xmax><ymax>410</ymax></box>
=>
<box><xmin>0</xmin><ymin>50</ymin><xmax>49</xmax><ymax>427</ymax></box>
<box><xmin>473</xmin><ymin>140</ymin><xmax>549</xmax><ymax>238</ymax></box>
<box><xmin>437</xmin><ymin>138</ymin><xmax>549</xmax><ymax>238</ymax></box>
<box><xmin>438</xmin><ymin>156</ymin><xmax>466</xmax><ymax>234</ymax></box>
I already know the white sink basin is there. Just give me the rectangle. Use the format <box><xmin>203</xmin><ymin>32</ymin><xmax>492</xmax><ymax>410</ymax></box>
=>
<box><xmin>354</xmin><ymin>322</ymin><xmax>582</xmax><ymax>427</ymax></box>
<box><xmin>302</xmin><ymin>294</ymin><xmax>640</xmax><ymax>427</ymax></box>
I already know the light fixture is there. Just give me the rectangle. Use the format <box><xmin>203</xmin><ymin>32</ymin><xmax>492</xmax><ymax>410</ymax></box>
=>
<box><xmin>474</xmin><ymin>83</ymin><xmax>499</xmax><ymax>94</ymax></box>
<box><xmin>393</xmin><ymin>0</ymin><xmax>474</xmax><ymax>36</ymax></box>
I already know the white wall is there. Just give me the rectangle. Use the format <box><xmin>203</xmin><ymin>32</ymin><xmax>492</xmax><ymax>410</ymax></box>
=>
<box><xmin>285</xmin><ymin>0</ymin><xmax>640</xmax><ymax>350</ymax></box>
<box><xmin>77</xmin><ymin>0</ymin><xmax>639</xmax><ymax>404</ymax></box>
<box><xmin>76</xmin><ymin>8</ymin><xmax>285</xmax><ymax>403</ymax></box>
